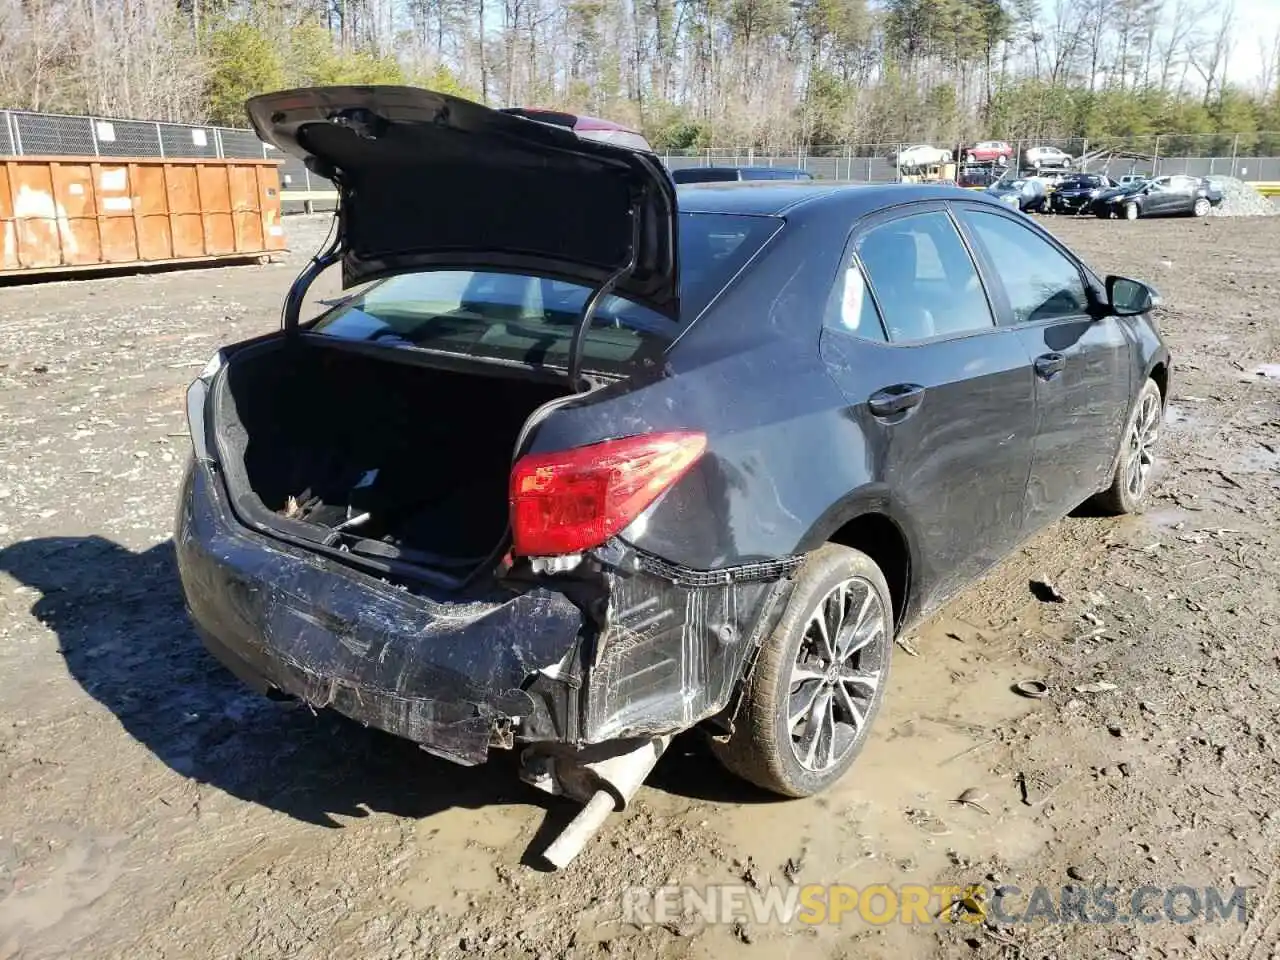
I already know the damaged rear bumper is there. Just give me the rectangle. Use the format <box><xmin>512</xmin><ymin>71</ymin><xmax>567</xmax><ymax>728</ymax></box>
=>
<box><xmin>176</xmin><ymin>459</ymin><xmax>586</xmax><ymax>765</ymax></box>
<box><xmin>176</xmin><ymin>460</ymin><xmax>794</xmax><ymax>766</ymax></box>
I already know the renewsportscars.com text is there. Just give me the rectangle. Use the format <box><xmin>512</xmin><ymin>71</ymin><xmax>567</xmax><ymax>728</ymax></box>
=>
<box><xmin>622</xmin><ymin>883</ymin><xmax>1250</xmax><ymax>926</ymax></box>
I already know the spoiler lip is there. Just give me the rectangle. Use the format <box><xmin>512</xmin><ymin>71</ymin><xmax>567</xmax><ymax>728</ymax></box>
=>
<box><xmin>246</xmin><ymin>85</ymin><xmax>680</xmax><ymax>321</ymax></box>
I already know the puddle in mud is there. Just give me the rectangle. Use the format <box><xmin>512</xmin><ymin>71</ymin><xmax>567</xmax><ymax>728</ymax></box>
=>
<box><xmin>1142</xmin><ymin>506</ymin><xmax>1193</xmax><ymax>530</ymax></box>
<box><xmin>1251</xmin><ymin>363</ymin><xmax>1280</xmax><ymax>381</ymax></box>
<box><xmin>640</xmin><ymin>615</ymin><xmax>1050</xmax><ymax>958</ymax></box>
<box><xmin>1164</xmin><ymin>403</ymin><xmax>1196</xmax><ymax>428</ymax></box>
<box><xmin>1233</xmin><ymin>445</ymin><xmax>1280</xmax><ymax>473</ymax></box>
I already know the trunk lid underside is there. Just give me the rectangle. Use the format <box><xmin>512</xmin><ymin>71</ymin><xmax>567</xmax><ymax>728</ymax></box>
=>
<box><xmin>246</xmin><ymin>85</ymin><xmax>680</xmax><ymax>320</ymax></box>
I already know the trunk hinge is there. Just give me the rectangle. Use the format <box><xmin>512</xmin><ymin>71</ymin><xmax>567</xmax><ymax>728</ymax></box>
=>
<box><xmin>280</xmin><ymin>193</ymin><xmax>345</xmax><ymax>334</ymax></box>
<box><xmin>566</xmin><ymin>198</ymin><xmax>642</xmax><ymax>393</ymax></box>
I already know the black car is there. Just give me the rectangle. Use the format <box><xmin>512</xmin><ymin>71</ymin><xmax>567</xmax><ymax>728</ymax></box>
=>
<box><xmin>1051</xmin><ymin>173</ymin><xmax>1118</xmax><ymax>214</ymax></box>
<box><xmin>177</xmin><ymin>86</ymin><xmax>1169</xmax><ymax>861</ymax></box>
<box><xmin>1094</xmin><ymin>174</ymin><xmax>1224</xmax><ymax>219</ymax></box>
<box><xmin>671</xmin><ymin>165</ymin><xmax>814</xmax><ymax>184</ymax></box>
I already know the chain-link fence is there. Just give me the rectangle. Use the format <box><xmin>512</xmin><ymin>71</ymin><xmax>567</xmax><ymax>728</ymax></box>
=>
<box><xmin>3</xmin><ymin>109</ymin><xmax>1278</xmax><ymax>200</ymax></box>
<box><xmin>664</xmin><ymin>134</ymin><xmax>1280</xmax><ymax>182</ymax></box>
<box><xmin>0</xmin><ymin>108</ymin><xmax>321</xmax><ymax>195</ymax></box>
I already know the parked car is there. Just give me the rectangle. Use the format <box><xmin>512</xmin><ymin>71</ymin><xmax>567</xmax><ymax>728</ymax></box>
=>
<box><xmin>957</xmin><ymin>164</ymin><xmax>1002</xmax><ymax>189</ymax></box>
<box><xmin>985</xmin><ymin>176</ymin><xmax>1049</xmax><ymax>212</ymax></box>
<box><xmin>1094</xmin><ymin>174</ymin><xmax>1223</xmax><ymax>219</ymax></box>
<box><xmin>179</xmin><ymin>87</ymin><xmax>1170</xmax><ymax>832</ymax></box>
<box><xmin>1024</xmin><ymin>145</ymin><xmax>1073</xmax><ymax>169</ymax></box>
<box><xmin>672</xmin><ymin>166</ymin><xmax>814</xmax><ymax>184</ymax></box>
<box><xmin>962</xmin><ymin>140</ymin><xmax>1013</xmax><ymax>164</ymax></box>
<box><xmin>893</xmin><ymin>144</ymin><xmax>953</xmax><ymax>170</ymax></box>
<box><xmin>1051</xmin><ymin>173</ymin><xmax>1119</xmax><ymax>214</ymax></box>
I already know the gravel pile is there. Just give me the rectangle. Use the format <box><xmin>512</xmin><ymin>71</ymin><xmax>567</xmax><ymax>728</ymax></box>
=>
<box><xmin>1208</xmin><ymin>176</ymin><xmax>1278</xmax><ymax>216</ymax></box>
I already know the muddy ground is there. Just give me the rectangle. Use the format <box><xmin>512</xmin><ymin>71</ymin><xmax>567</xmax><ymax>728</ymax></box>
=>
<box><xmin>1</xmin><ymin>212</ymin><xmax>1277</xmax><ymax>960</ymax></box>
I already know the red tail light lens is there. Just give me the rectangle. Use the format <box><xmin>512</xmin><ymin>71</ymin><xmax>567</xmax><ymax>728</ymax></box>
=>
<box><xmin>510</xmin><ymin>432</ymin><xmax>707</xmax><ymax>557</ymax></box>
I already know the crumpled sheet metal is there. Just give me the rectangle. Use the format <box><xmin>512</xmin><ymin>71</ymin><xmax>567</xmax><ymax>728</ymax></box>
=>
<box><xmin>177</xmin><ymin>461</ymin><xmax>585</xmax><ymax>764</ymax></box>
<box><xmin>581</xmin><ymin>567</ymin><xmax>789</xmax><ymax>743</ymax></box>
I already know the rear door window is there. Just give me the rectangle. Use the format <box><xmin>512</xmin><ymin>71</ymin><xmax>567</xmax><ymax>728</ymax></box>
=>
<box><xmin>309</xmin><ymin>212</ymin><xmax>780</xmax><ymax>372</ymax></box>
<box><xmin>855</xmin><ymin>211</ymin><xmax>995</xmax><ymax>342</ymax></box>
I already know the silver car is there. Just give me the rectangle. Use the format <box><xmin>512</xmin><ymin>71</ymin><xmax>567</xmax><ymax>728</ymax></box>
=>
<box><xmin>1025</xmin><ymin>145</ymin><xmax>1073</xmax><ymax>170</ymax></box>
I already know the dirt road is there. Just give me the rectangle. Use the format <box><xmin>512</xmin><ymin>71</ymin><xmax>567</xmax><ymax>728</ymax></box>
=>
<box><xmin>1</xmin><ymin>213</ymin><xmax>1277</xmax><ymax>960</ymax></box>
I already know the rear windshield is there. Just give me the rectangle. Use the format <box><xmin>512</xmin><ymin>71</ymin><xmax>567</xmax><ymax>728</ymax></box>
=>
<box><xmin>309</xmin><ymin>212</ymin><xmax>779</xmax><ymax>373</ymax></box>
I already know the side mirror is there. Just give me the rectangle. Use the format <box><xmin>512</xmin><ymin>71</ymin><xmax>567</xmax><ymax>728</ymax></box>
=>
<box><xmin>1107</xmin><ymin>276</ymin><xmax>1158</xmax><ymax>316</ymax></box>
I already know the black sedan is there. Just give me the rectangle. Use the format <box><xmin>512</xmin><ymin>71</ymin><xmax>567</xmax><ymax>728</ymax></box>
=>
<box><xmin>176</xmin><ymin>86</ymin><xmax>1170</xmax><ymax>850</ymax></box>
<box><xmin>1051</xmin><ymin>173</ymin><xmax>1118</xmax><ymax>214</ymax></box>
<box><xmin>1094</xmin><ymin>174</ymin><xmax>1224</xmax><ymax>219</ymax></box>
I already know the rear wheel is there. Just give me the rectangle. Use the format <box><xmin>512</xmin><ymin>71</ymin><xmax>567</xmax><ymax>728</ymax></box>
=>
<box><xmin>1193</xmin><ymin>197</ymin><xmax>1211</xmax><ymax>217</ymax></box>
<box><xmin>711</xmin><ymin>544</ymin><xmax>893</xmax><ymax>797</ymax></box>
<box><xmin>1124</xmin><ymin>201</ymin><xmax>1140</xmax><ymax>221</ymax></box>
<box><xmin>1094</xmin><ymin>378</ymin><xmax>1162</xmax><ymax>515</ymax></box>
<box><xmin>966</xmin><ymin>152</ymin><xmax>977</xmax><ymax>162</ymax></box>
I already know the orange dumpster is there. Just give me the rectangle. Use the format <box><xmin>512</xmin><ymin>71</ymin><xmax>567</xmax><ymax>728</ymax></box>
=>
<box><xmin>0</xmin><ymin>156</ymin><xmax>287</xmax><ymax>276</ymax></box>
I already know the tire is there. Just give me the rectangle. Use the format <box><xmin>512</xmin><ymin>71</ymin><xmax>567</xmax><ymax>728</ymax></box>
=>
<box><xmin>966</xmin><ymin>152</ymin><xmax>977</xmax><ymax>162</ymax></box>
<box><xmin>998</xmin><ymin>154</ymin><xmax>1010</xmax><ymax>166</ymax></box>
<box><xmin>1093</xmin><ymin>378</ymin><xmax>1163</xmax><ymax>515</ymax></box>
<box><xmin>1193</xmin><ymin>197</ymin><xmax>1211</xmax><ymax>217</ymax></box>
<box><xmin>1124</xmin><ymin>201</ymin><xmax>1139</xmax><ymax>221</ymax></box>
<box><xmin>710</xmin><ymin>544</ymin><xmax>894</xmax><ymax>797</ymax></box>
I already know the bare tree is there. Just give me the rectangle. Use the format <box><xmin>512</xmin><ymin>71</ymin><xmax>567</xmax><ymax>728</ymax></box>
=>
<box><xmin>1187</xmin><ymin>0</ymin><xmax>1234</xmax><ymax>104</ymax></box>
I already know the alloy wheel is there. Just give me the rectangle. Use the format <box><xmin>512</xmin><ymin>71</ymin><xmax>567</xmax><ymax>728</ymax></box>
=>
<box><xmin>1125</xmin><ymin>389</ymin><xmax>1161</xmax><ymax>499</ymax></box>
<box><xmin>787</xmin><ymin>577</ymin><xmax>888</xmax><ymax>773</ymax></box>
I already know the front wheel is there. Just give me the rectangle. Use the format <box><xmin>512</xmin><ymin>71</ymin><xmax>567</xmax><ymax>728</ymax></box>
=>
<box><xmin>1124</xmin><ymin>201</ymin><xmax>1140</xmax><ymax>221</ymax></box>
<box><xmin>711</xmin><ymin>544</ymin><xmax>893</xmax><ymax>798</ymax></box>
<box><xmin>1093</xmin><ymin>378</ymin><xmax>1162</xmax><ymax>515</ymax></box>
<box><xmin>1193</xmin><ymin>197</ymin><xmax>1211</xmax><ymax>217</ymax></box>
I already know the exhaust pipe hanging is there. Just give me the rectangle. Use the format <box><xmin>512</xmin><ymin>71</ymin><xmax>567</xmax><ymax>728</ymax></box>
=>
<box><xmin>541</xmin><ymin>735</ymin><xmax>672</xmax><ymax>870</ymax></box>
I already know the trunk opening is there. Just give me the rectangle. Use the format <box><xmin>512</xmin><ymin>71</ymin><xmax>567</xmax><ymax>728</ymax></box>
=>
<box><xmin>214</xmin><ymin>340</ymin><xmax>572</xmax><ymax>581</ymax></box>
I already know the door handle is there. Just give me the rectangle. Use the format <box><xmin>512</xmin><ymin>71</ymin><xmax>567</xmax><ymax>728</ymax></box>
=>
<box><xmin>1034</xmin><ymin>353</ymin><xmax>1066</xmax><ymax>379</ymax></box>
<box><xmin>868</xmin><ymin>383</ymin><xmax>926</xmax><ymax>418</ymax></box>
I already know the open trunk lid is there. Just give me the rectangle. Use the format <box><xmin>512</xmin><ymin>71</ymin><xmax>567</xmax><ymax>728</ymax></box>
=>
<box><xmin>246</xmin><ymin>86</ymin><xmax>680</xmax><ymax>320</ymax></box>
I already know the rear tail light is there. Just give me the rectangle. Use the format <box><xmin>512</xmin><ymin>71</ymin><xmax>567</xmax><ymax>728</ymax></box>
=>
<box><xmin>510</xmin><ymin>432</ymin><xmax>707</xmax><ymax>557</ymax></box>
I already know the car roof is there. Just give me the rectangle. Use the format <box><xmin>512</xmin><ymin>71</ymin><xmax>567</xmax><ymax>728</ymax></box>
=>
<box><xmin>676</xmin><ymin>181</ymin><xmax>993</xmax><ymax>217</ymax></box>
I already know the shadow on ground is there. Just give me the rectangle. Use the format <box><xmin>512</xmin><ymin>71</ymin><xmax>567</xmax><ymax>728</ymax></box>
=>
<box><xmin>0</xmin><ymin>535</ymin><xmax>762</xmax><ymax>841</ymax></box>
